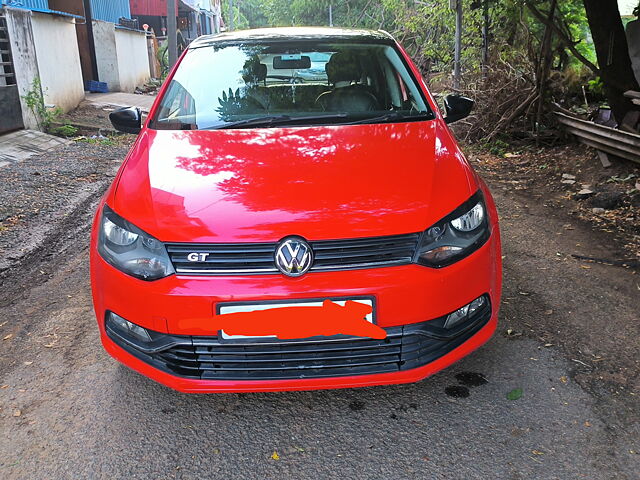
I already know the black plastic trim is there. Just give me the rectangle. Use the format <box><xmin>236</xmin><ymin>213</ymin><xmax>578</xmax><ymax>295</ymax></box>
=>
<box><xmin>105</xmin><ymin>297</ymin><xmax>492</xmax><ymax>381</ymax></box>
<box><xmin>166</xmin><ymin>232</ymin><xmax>420</xmax><ymax>276</ymax></box>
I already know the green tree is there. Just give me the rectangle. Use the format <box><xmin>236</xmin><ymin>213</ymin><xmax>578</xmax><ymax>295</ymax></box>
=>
<box><xmin>262</xmin><ymin>0</ymin><xmax>396</xmax><ymax>29</ymax></box>
<box><xmin>221</xmin><ymin>0</ymin><xmax>268</xmax><ymax>29</ymax></box>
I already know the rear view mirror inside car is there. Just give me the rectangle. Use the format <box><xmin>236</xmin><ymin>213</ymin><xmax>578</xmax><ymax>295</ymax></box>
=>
<box><xmin>273</xmin><ymin>55</ymin><xmax>311</xmax><ymax>69</ymax></box>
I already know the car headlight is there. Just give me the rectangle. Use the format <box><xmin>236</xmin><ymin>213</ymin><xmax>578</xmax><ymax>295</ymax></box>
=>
<box><xmin>98</xmin><ymin>205</ymin><xmax>175</xmax><ymax>281</ymax></box>
<box><xmin>415</xmin><ymin>191</ymin><xmax>490</xmax><ymax>268</ymax></box>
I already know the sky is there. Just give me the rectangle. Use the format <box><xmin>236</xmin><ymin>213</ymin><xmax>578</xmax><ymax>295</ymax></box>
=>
<box><xmin>619</xmin><ymin>0</ymin><xmax>638</xmax><ymax>16</ymax></box>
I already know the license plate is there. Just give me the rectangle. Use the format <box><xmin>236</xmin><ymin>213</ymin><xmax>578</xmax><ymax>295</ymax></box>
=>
<box><xmin>217</xmin><ymin>298</ymin><xmax>374</xmax><ymax>340</ymax></box>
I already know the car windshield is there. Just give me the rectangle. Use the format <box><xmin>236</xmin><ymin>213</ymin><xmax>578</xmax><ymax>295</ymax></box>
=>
<box><xmin>150</xmin><ymin>41</ymin><xmax>434</xmax><ymax>130</ymax></box>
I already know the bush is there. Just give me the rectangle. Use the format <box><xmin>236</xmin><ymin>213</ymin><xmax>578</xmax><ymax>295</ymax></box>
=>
<box><xmin>21</xmin><ymin>77</ymin><xmax>62</xmax><ymax>132</ymax></box>
<box><xmin>51</xmin><ymin>124</ymin><xmax>78</xmax><ymax>138</ymax></box>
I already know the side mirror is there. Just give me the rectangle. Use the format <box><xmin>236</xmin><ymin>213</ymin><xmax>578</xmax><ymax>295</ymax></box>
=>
<box><xmin>444</xmin><ymin>95</ymin><xmax>474</xmax><ymax>124</ymax></box>
<box><xmin>109</xmin><ymin>107</ymin><xmax>142</xmax><ymax>134</ymax></box>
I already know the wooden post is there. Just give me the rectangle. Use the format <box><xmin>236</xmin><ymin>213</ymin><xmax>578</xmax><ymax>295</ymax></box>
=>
<box><xmin>168</xmin><ymin>0</ymin><xmax>178</xmax><ymax>68</ymax></box>
<box><xmin>82</xmin><ymin>0</ymin><xmax>99</xmax><ymax>81</ymax></box>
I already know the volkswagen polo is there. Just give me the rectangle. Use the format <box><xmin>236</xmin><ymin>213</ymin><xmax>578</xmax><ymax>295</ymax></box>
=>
<box><xmin>91</xmin><ymin>27</ymin><xmax>502</xmax><ymax>393</ymax></box>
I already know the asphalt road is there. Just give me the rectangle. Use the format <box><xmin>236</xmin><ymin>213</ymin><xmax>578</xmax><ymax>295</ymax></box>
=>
<box><xmin>0</xmin><ymin>158</ymin><xmax>638</xmax><ymax>479</ymax></box>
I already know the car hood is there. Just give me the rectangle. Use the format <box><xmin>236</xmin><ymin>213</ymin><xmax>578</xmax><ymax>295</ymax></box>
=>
<box><xmin>112</xmin><ymin>121</ymin><xmax>478</xmax><ymax>243</ymax></box>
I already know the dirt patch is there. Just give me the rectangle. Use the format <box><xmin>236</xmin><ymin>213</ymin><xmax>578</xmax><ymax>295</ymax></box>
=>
<box><xmin>54</xmin><ymin>102</ymin><xmax>149</xmax><ymax>138</ymax></box>
<box><xmin>470</xmin><ymin>143</ymin><xmax>640</xmax><ymax>447</ymax></box>
<box><xmin>0</xmin><ymin>136</ymin><xmax>132</xmax><ymax>280</ymax></box>
<box><xmin>470</xmin><ymin>141</ymin><xmax>640</xmax><ymax>260</ymax></box>
<box><xmin>55</xmin><ymin>103</ymin><xmax>118</xmax><ymax>136</ymax></box>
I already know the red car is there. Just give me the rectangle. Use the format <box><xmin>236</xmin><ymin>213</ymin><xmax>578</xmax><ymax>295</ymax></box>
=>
<box><xmin>91</xmin><ymin>27</ymin><xmax>502</xmax><ymax>393</ymax></box>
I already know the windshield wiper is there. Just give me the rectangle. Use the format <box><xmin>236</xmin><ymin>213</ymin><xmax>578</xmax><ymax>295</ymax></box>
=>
<box><xmin>207</xmin><ymin>113</ymin><xmax>350</xmax><ymax>130</ymax></box>
<box><xmin>345</xmin><ymin>111</ymin><xmax>433</xmax><ymax>125</ymax></box>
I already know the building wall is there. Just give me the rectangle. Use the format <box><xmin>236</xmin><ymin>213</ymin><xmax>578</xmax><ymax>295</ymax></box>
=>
<box><xmin>3</xmin><ymin>7</ymin><xmax>39</xmax><ymax>129</ymax></box>
<box><xmin>30</xmin><ymin>11</ymin><xmax>84</xmax><ymax>112</ymax></box>
<box><xmin>130</xmin><ymin>0</ymin><xmax>173</xmax><ymax>17</ymax></box>
<box><xmin>93</xmin><ymin>19</ymin><xmax>150</xmax><ymax>92</ymax></box>
<box><xmin>114</xmin><ymin>27</ymin><xmax>150</xmax><ymax>92</ymax></box>
<box><xmin>4</xmin><ymin>7</ymin><xmax>84</xmax><ymax>127</ymax></box>
<box><xmin>93</xmin><ymin>19</ymin><xmax>120</xmax><ymax>90</ymax></box>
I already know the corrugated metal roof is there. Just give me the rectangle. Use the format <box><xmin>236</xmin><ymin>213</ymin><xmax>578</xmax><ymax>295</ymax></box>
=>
<box><xmin>90</xmin><ymin>0</ymin><xmax>131</xmax><ymax>23</ymax></box>
<box><xmin>1</xmin><ymin>0</ymin><xmax>50</xmax><ymax>10</ymax></box>
<box><xmin>1</xmin><ymin>0</ymin><xmax>85</xmax><ymax>19</ymax></box>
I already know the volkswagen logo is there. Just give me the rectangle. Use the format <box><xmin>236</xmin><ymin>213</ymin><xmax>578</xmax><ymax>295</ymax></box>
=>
<box><xmin>275</xmin><ymin>237</ymin><xmax>313</xmax><ymax>277</ymax></box>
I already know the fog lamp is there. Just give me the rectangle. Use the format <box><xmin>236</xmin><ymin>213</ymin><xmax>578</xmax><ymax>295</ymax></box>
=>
<box><xmin>108</xmin><ymin>312</ymin><xmax>152</xmax><ymax>342</ymax></box>
<box><xmin>444</xmin><ymin>295</ymin><xmax>487</xmax><ymax>329</ymax></box>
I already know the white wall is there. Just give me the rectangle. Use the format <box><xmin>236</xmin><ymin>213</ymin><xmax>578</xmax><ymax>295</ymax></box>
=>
<box><xmin>93</xmin><ymin>20</ymin><xmax>150</xmax><ymax>93</ymax></box>
<box><xmin>30</xmin><ymin>12</ymin><xmax>84</xmax><ymax>112</ymax></box>
<box><xmin>93</xmin><ymin>19</ymin><xmax>120</xmax><ymax>91</ymax></box>
<box><xmin>114</xmin><ymin>28</ymin><xmax>150</xmax><ymax>93</ymax></box>
<box><xmin>4</xmin><ymin>7</ymin><xmax>40</xmax><ymax>129</ymax></box>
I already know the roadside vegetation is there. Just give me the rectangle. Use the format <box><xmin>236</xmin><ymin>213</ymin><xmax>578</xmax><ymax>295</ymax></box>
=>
<box><xmin>225</xmin><ymin>1</ymin><xmax>638</xmax><ymax>139</ymax></box>
<box><xmin>223</xmin><ymin>0</ymin><xmax>639</xmax><ymax>259</ymax></box>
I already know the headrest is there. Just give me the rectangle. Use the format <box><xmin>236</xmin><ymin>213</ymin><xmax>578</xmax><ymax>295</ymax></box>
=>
<box><xmin>242</xmin><ymin>59</ymin><xmax>267</xmax><ymax>84</ymax></box>
<box><xmin>325</xmin><ymin>52</ymin><xmax>361</xmax><ymax>84</ymax></box>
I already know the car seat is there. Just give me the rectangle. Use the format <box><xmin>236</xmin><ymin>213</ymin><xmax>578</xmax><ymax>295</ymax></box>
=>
<box><xmin>316</xmin><ymin>52</ymin><xmax>379</xmax><ymax>112</ymax></box>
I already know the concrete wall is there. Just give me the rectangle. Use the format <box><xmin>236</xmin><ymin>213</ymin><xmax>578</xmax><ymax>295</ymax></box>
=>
<box><xmin>93</xmin><ymin>20</ymin><xmax>150</xmax><ymax>93</ymax></box>
<box><xmin>114</xmin><ymin>27</ymin><xmax>150</xmax><ymax>92</ymax></box>
<box><xmin>4</xmin><ymin>7</ymin><xmax>40</xmax><ymax>129</ymax></box>
<box><xmin>30</xmin><ymin>12</ymin><xmax>84</xmax><ymax>112</ymax></box>
<box><xmin>93</xmin><ymin>19</ymin><xmax>119</xmax><ymax>90</ymax></box>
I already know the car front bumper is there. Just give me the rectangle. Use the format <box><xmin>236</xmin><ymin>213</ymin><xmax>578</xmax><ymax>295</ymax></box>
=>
<box><xmin>90</xmin><ymin>222</ymin><xmax>501</xmax><ymax>392</ymax></box>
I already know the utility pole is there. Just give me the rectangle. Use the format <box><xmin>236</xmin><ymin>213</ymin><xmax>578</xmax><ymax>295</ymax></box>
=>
<box><xmin>481</xmin><ymin>0</ymin><xmax>489</xmax><ymax>77</ymax></box>
<box><xmin>229</xmin><ymin>0</ymin><xmax>234</xmax><ymax>30</ymax></box>
<box><xmin>452</xmin><ymin>0</ymin><xmax>463</xmax><ymax>90</ymax></box>
<box><xmin>329</xmin><ymin>4</ymin><xmax>333</xmax><ymax>27</ymax></box>
<box><xmin>167</xmin><ymin>0</ymin><xmax>178</xmax><ymax>68</ymax></box>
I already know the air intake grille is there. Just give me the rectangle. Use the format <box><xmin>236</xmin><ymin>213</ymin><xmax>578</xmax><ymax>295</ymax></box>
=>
<box><xmin>106</xmin><ymin>302</ymin><xmax>492</xmax><ymax>381</ymax></box>
<box><xmin>165</xmin><ymin>233</ymin><xmax>420</xmax><ymax>275</ymax></box>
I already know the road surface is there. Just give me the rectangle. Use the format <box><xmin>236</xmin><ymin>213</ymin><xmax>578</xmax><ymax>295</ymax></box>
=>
<box><xmin>0</xmin><ymin>148</ymin><xmax>638</xmax><ymax>479</ymax></box>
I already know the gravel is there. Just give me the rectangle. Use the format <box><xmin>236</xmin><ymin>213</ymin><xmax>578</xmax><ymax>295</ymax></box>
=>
<box><xmin>0</xmin><ymin>135</ymin><xmax>638</xmax><ymax>479</ymax></box>
<box><xmin>0</xmin><ymin>137</ymin><xmax>132</xmax><ymax>272</ymax></box>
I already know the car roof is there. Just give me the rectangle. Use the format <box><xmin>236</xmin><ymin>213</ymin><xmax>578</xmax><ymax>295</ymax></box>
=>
<box><xmin>189</xmin><ymin>27</ymin><xmax>396</xmax><ymax>49</ymax></box>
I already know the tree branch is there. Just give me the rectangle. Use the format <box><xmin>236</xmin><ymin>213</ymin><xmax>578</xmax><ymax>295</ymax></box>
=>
<box><xmin>487</xmin><ymin>89</ymin><xmax>539</xmax><ymax>140</ymax></box>
<box><xmin>525</xmin><ymin>1</ymin><xmax>600</xmax><ymax>76</ymax></box>
<box><xmin>351</xmin><ymin>0</ymin><xmax>373</xmax><ymax>27</ymax></box>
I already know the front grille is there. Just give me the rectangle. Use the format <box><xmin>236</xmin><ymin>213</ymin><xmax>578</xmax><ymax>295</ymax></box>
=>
<box><xmin>107</xmin><ymin>302</ymin><xmax>491</xmax><ymax>381</ymax></box>
<box><xmin>159</xmin><ymin>334</ymin><xmax>406</xmax><ymax>380</ymax></box>
<box><xmin>166</xmin><ymin>233</ymin><xmax>420</xmax><ymax>275</ymax></box>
